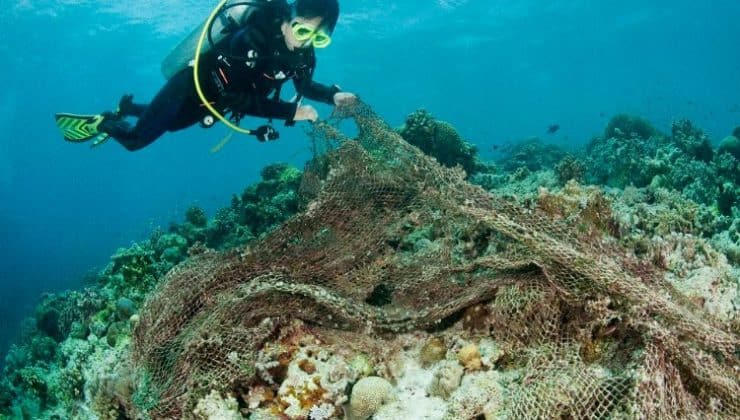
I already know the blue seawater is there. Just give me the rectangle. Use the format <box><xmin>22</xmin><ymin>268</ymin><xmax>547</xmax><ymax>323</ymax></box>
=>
<box><xmin>0</xmin><ymin>0</ymin><xmax>739</xmax><ymax>363</ymax></box>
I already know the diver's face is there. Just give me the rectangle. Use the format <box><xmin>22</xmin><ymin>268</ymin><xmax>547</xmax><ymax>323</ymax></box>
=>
<box><xmin>282</xmin><ymin>16</ymin><xmax>324</xmax><ymax>50</ymax></box>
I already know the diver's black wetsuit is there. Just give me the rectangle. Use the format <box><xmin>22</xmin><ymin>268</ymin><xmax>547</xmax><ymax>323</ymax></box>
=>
<box><xmin>103</xmin><ymin>3</ymin><xmax>340</xmax><ymax>151</ymax></box>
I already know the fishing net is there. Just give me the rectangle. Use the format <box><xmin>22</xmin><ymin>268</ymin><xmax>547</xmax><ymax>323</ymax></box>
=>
<box><xmin>132</xmin><ymin>102</ymin><xmax>738</xmax><ymax>419</ymax></box>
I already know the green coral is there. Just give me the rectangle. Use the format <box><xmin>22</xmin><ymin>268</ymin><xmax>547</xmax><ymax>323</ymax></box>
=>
<box><xmin>153</xmin><ymin>233</ymin><xmax>189</xmax><ymax>264</ymax></box>
<box><xmin>555</xmin><ymin>155</ymin><xmax>586</xmax><ymax>185</ymax></box>
<box><xmin>585</xmin><ymin>134</ymin><xmax>665</xmax><ymax>188</ymax></box>
<box><xmin>498</xmin><ymin>138</ymin><xmax>567</xmax><ymax>173</ymax></box>
<box><xmin>586</xmin><ymin>114</ymin><xmax>666</xmax><ymax>187</ymax></box>
<box><xmin>604</xmin><ymin>113</ymin><xmax>657</xmax><ymax>140</ymax></box>
<box><xmin>185</xmin><ymin>206</ymin><xmax>208</xmax><ymax>227</ymax></box>
<box><xmin>29</xmin><ymin>337</ymin><xmax>57</xmax><ymax>362</ymax></box>
<box><xmin>671</xmin><ymin>119</ymin><xmax>713</xmax><ymax>162</ymax></box>
<box><xmin>33</xmin><ymin>290</ymin><xmax>104</xmax><ymax>344</ymax></box>
<box><xmin>717</xmin><ymin>182</ymin><xmax>739</xmax><ymax>216</ymax></box>
<box><xmin>586</xmin><ymin>116</ymin><xmax>739</xmax><ymax>218</ymax></box>
<box><xmin>14</xmin><ymin>366</ymin><xmax>48</xmax><ymax>403</ymax></box>
<box><xmin>110</xmin><ymin>244</ymin><xmax>155</xmax><ymax>285</ymax></box>
<box><xmin>115</xmin><ymin>298</ymin><xmax>137</xmax><ymax>321</ymax></box>
<box><xmin>35</xmin><ymin>305</ymin><xmax>62</xmax><ymax>342</ymax></box>
<box><xmin>229</xmin><ymin>163</ymin><xmax>303</xmax><ymax>241</ymax></box>
<box><xmin>398</xmin><ymin>109</ymin><xmax>481</xmax><ymax>176</ymax></box>
<box><xmin>714</xmin><ymin>151</ymin><xmax>739</xmax><ymax>186</ymax></box>
<box><xmin>487</xmin><ymin>169</ymin><xmax>559</xmax><ymax>199</ymax></box>
<box><xmin>0</xmin><ymin>377</ymin><xmax>12</xmax><ymax>411</ymax></box>
<box><xmin>718</xmin><ymin>135</ymin><xmax>740</xmax><ymax>159</ymax></box>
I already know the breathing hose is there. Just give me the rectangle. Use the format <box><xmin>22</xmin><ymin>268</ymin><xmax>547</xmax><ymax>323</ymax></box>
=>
<box><xmin>194</xmin><ymin>0</ymin><xmax>256</xmax><ymax>135</ymax></box>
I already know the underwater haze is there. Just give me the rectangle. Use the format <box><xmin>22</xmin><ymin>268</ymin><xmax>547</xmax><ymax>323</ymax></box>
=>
<box><xmin>1</xmin><ymin>0</ymin><xmax>739</xmax><ymax>363</ymax></box>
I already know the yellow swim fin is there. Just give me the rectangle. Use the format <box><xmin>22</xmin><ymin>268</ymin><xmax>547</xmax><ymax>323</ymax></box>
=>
<box><xmin>54</xmin><ymin>113</ymin><xmax>110</xmax><ymax>146</ymax></box>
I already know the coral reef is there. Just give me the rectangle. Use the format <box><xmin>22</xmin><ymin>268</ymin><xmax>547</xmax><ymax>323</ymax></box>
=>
<box><xmin>1</xmin><ymin>105</ymin><xmax>737</xmax><ymax>420</ymax></box>
<box><xmin>124</xmin><ymin>104</ymin><xmax>736</xmax><ymax>419</ymax></box>
<box><xmin>0</xmin><ymin>164</ymin><xmax>306</xmax><ymax>419</ymax></box>
<box><xmin>166</xmin><ymin>163</ymin><xmax>303</xmax><ymax>251</ymax></box>
<box><xmin>234</xmin><ymin>163</ymin><xmax>303</xmax><ymax>238</ymax></box>
<box><xmin>586</xmin><ymin>116</ymin><xmax>739</xmax><ymax>218</ymax></box>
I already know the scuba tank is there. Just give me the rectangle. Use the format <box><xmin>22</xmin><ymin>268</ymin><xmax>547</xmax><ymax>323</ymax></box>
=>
<box><xmin>185</xmin><ymin>0</ymin><xmax>287</xmax><ymax>141</ymax></box>
<box><xmin>161</xmin><ymin>0</ymin><xmax>286</xmax><ymax>79</ymax></box>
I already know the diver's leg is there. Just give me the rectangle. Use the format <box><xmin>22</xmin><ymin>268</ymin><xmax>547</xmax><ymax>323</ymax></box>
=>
<box><xmin>117</xmin><ymin>94</ymin><xmax>147</xmax><ymax>118</ymax></box>
<box><xmin>102</xmin><ymin>70</ymin><xmax>193</xmax><ymax>151</ymax></box>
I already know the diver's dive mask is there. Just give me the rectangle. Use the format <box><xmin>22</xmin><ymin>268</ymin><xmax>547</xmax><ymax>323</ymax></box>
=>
<box><xmin>291</xmin><ymin>21</ymin><xmax>332</xmax><ymax>48</ymax></box>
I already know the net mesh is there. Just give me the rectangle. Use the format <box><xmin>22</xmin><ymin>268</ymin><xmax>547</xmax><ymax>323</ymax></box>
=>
<box><xmin>132</xmin><ymin>103</ymin><xmax>739</xmax><ymax>419</ymax></box>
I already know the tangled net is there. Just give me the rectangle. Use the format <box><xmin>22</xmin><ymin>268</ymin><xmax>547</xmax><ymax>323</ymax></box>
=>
<box><xmin>132</xmin><ymin>102</ymin><xmax>738</xmax><ymax>419</ymax></box>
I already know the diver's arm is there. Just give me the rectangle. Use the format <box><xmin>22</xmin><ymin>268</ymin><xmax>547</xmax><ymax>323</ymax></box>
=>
<box><xmin>293</xmin><ymin>62</ymin><xmax>341</xmax><ymax>104</ymax></box>
<box><xmin>233</xmin><ymin>96</ymin><xmax>299</xmax><ymax>120</ymax></box>
<box><xmin>297</xmin><ymin>79</ymin><xmax>342</xmax><ymax>105</ymax></box>
<box><xmin>293</xmin><ymin>53</ymin><xmax>341</xmax><ymax>104</ymax></box>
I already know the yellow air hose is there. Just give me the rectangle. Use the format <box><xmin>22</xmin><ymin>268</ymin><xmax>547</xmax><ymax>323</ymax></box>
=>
<box><xmin>194</xmin><ymin>0</ymin><xmax>255</xmax><ymax>135</ymax></box>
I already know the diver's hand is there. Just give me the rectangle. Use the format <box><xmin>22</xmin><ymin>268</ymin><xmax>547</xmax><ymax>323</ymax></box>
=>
<box><xmin>294</xmin><ymin>105</ymin><xmax>318</xmax><ymax>122</ymax></box>
<box><xmin>333</xmin><ymin>92</ymin><xmax>357</xmax><ymax>107</ymax></box>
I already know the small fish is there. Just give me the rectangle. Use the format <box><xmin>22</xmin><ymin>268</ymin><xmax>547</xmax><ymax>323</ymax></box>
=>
<box><xmin>546</xmin><ymin>124</ymin><xmax>560</xmax><ymax>134</ymax></box>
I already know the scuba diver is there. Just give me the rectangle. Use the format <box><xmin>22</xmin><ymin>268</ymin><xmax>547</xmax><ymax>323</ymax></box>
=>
<box><xmin>55</xmin><ymin>0</ymin><xmax>356</xmax><ymax>150</ymax></box>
